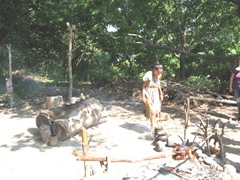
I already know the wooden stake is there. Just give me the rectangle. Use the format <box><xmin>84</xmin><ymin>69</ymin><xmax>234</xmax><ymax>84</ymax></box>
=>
<box><xmin>184</xmin><ymin>97</ymin><xmax>191</xmax><ymax>143</ymax></box>
<box><xmin>81</xmin><ymin>127</ymin><xmax>88</xmax><ymax>177</ymax></box>
<box><xmin>106</xmin><ymin>156</ymin><xmax>111</xmax><ymax>173</ymax></box>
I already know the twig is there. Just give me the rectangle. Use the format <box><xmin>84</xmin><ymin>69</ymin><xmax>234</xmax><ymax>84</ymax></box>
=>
<box><xmin>190</xmin><ymin>133</ymin><xmax>214</xmax><ymax>148</ymax></box>
<box><xmin>191</xmin><ymin>126</ymin><xmax>200</xmax><ymax>145</ymax></box>
<box><xmin>174</xmin><ymin>157</ymin><xmax>189</xmax><ymax>169</ymax></box>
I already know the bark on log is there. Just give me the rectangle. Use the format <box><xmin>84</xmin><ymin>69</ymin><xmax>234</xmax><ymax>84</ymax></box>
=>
<box><xmin>36</xmin><ymin>98</ymin><xmax>106</xmax><ymax>142</ymax></box>
<box><xmin>36</xmin><ymin>113</ymin><xmax>51</xmax><ymax>128</ymax></box>
<box><xmin>39</xmin><ymin>125</ymin><xmax>51</xmax><ymax>143</ymax></box>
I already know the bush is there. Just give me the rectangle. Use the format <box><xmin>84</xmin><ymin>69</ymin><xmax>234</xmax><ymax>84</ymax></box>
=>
<box><xmin>186</xmin><ymin>75</ymin><xmax>221</xmax><ymax>92</ymax></box>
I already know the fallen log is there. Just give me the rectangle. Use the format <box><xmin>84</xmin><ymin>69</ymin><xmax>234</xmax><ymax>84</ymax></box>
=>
<box><xmin>190</xmin><ymin>96</ymin><xmax>236</xmax><ymax>105</ymax></box>
<box><xmin>36</xmin><ymin>98</ymin><xmax>106</xmax><ymax>142</ymax></box>
<box><xmin>72</xmin><ymin>150</ymin><xmax>177</xmax><ymax>163</ymax></box>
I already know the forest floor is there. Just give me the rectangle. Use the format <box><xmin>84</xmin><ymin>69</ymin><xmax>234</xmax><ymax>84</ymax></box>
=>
<box><xmin>0</xmin><ymin>83</ymin><xmax>240</xmax><ymax>179</ymax></box>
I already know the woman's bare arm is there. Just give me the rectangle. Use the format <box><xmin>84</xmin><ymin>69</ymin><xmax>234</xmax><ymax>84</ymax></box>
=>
<box><xmin>229</xmin><ymin>73</ymin><xmax>235</xmax><ymax>93</ymax></box>
<box><xmin>142</xmin><ymin>81</ymin><xmax>148</xmax><ymax>103</ymax></box>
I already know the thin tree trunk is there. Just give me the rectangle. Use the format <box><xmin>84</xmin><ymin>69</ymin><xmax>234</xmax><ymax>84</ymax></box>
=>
<box><xmin>180</xmin><ymin>53</ymin><xmax>186</xmax><ymax>80</ymax></box>
<box><xmin>67</xmin><ymin>22</ymin><xmax>73</xmax><ymax>102</ymax></box>
<box><xmin>6</xmin><ymin>44</ymin><xmax>14</xmax><ymax>108</ymax></box>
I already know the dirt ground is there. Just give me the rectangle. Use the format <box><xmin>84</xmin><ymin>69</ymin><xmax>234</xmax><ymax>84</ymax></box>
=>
<box><xmin>0</xmin><ymin>94</ymin><xmax>240</xmax><ymax>180</ymax></box>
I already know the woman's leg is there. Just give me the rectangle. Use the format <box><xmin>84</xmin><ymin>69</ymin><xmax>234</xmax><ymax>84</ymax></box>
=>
<box><xmin>145</xmin><ymin>99</ymin><xmax>151</xmax><ymax>120</ymax></box>
<box><xmin>145</xmin><ymin>99</ymin><xmax>157</xmax><ymax>135</ymax></box>
<box><xmin>150</xmin><ymin>112</ymin><xmax>157</xmax><ymax>128</ymax></box>
<box><xmin>149</xmin><ymin>112</ymin><xmax>157</xmax><ymax>139</ymax></box>
<box><xmin>233</xmin><ymin>89</ymin><xmax>240</xmax><ymax>120</ymax></box>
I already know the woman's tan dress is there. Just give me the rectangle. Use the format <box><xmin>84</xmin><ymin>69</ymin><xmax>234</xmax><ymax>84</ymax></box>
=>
<box><xmin>142</xmin><ymin>71</ymin><xmax>161</xmax><ymax>118</ymax></box>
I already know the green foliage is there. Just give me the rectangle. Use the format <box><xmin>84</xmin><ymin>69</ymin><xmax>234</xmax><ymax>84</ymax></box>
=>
<box><xmin>0</xmin><ymin>93</ymin><xmax>10</xmax><ymax>103</ymax></box>
<box><xmin>88</xmin><ymin>51</ymin><xmax>114</xmax><ymax>86</ymax></box>
<box><xmin>116</xmin><ymin>59</ymin><xmax>141</xmax><ymax>80</ymax></box>
<box><xmin>1</xmin><ymin>0</ymin><xmax>240</xmax><ymax>94</ymax></box>
<box><xmin>186</xmin><ymin>75</ymin><xmax>221</xmax><ymax>92</ymax></box>
<box><xmin>88</xmin><ymin>51</ymin><xmax>142</xmax><ymax>86</ymax></box>
<box><xmin>13</xmin><ymin>79</ymin><xmax>46</xmax><ymax>100</ymax></box>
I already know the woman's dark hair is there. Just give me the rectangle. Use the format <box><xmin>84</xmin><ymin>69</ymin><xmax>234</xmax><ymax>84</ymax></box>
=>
<box><xmin>235</xmin><ymin>56</ymin><xmax>240</xmax><ymax>67</ymax></box>
<box><xmin>151</xmin><ymin>61</ymin><xmax>163</xmax><ymax>70</ymax></box>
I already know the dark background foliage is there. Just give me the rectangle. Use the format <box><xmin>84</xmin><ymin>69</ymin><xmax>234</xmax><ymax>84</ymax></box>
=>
<box><xmin>1</xmin><ymin>0</ymin><xmax>240</xmax><ymax>100</ymax></box>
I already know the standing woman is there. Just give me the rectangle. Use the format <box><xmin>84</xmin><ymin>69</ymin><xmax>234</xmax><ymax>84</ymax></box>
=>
<box><xmin>229</xmin><ymin>56</ymin><xmax>240</xmax><ymax>122</ymax></box>
<box><xmin>142</xmin><ymin>61</ymin><xmax>164</xmax><ymax>133</ymax></box>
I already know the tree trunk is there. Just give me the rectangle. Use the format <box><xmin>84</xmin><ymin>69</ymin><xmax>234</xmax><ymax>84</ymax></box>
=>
<box><xmin>67</xmin><ymin>22</ymin><xmax>73</xmax><ymax>102</ymax></box>
<box><xmin>180</xmin><ymin>53</ymin><xmax>186</xmax><ymax>81</ymax></box>
<box><xmin>6</xmin><ymin>44</ymin><xmax>14</xmax><ymax>108</ymax></box>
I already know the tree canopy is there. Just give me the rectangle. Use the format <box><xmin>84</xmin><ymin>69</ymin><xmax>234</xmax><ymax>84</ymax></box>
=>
<box><xmin>1</xmin><ymin>0</ymin><xmax>240</xmax><ymax>93</ymax></box>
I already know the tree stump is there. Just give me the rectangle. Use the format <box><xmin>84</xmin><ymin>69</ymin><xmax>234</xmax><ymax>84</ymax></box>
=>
<box><xmin>46</xmin><ymin>96</ymin><xmax>64</xmax><ymax>109</ymax></box>
<box><xmin>70</xmin><ymin>97</ymin><xmax>80</xmax><ymax>104</ymax></box>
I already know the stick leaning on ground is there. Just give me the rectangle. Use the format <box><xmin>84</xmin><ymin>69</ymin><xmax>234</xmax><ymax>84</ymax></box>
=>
<box><xmin>72</xmin><ymin>150</ymin><xmax>177</xmax><ymax>163</ymax></box>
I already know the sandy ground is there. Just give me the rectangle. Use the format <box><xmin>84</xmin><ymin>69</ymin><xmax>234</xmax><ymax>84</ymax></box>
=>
<box><xmin>0</xmin><ymin>102</ymin><xmax>162</xmax><ymax>180</ymax></box>
<box><xmin>1</xmin><ymin>101</ymin><xmax>240</xmax><ymax>180</ymax></box>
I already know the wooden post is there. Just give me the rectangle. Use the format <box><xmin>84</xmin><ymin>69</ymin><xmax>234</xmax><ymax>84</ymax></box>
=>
<box><xmin>6</xmin><ymin>44</ymin><xmax>14</xmax><ymax>108</ymax></box>
<box><xmin>106</xmin><ymin>156</ymin><xmax>111</xmax><ymax>173</ymax></box>
<box><xmin>66</xmin><ymin>22</ymin><xmax>73</xmax><ymax>102</ymax></box>
<box><xmin>184</xmin><ymin>97</ymin><xmax>190</xmax><ymax>143</ymax></box>
<box><xmin>81</xmin><ymin>127</ymin><xmax>88</xmax><ymax>177</ymax></box>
